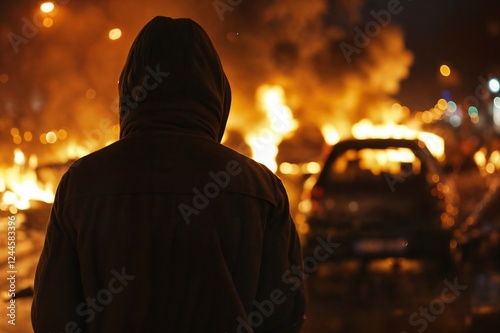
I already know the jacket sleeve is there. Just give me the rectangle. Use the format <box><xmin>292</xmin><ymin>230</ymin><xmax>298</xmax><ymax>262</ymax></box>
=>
<box><xmin>31</xmin><ymin>175</ymin><xmax>86</xmax><ymax>333</ymax></box>
<box><xmin>255</xmin><ymin>178</ymin><xmax>308</xmax><ymax>333</ymax></box>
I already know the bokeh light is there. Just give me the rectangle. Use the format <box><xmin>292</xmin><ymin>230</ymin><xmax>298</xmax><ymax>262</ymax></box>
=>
<box><xmin>86</xmin><ymin>89</ymin><xmax>97</xmax><ymax>99</ymax></box>
<box><xmin>46</xmin><ymin>131</ymin><xmax>57</xmax><ymax>144</ymax></box>
<box><xmin>488</xmin><ymin>78</ymin><xmax>500</xmax><ymax>93</ymax></box>
<box><xmin>57</xmin><ymin>129</ymin><xmax>67</xmax><ymax>140</ymax></box>
<box><xmin>440</xmin><ymin>64</ymin><xmax>451</xmax><ymax>77</ymax></box>
<box><xmin>43</xmin><ymin>18</ymin><xmax>54</xmax><ymax>28</ymax></box>
<box><xmin>40</xmin><ymin>2</ymin><xmax>55</xmax><ymax>13</ymax></box>
<box><xmin>108</xmin><ymin>28</ymin><xmax>122</xmax><ymax>40</ymax></box>
<box><xmin>468</xmin><ymin>106</ymin><xmax>479</xmax><ymax>116</ymax></box>
<box><xmin>494</xmin><ymin>97</ymin><xmax>500</xmax><ymax>108</ymax></box>
<box><xmin>24</xmin><ymin>131</ymin><xmax>33</xmax><ymax>142</ymax></box>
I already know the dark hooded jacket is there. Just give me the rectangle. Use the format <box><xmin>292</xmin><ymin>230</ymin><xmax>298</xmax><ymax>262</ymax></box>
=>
<box><xmin>32</xmin><ymin>16</ymin><xmax>306</xmax><ymax>333</ymax></box>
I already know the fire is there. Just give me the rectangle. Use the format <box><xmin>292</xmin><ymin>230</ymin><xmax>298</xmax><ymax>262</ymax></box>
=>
<box><xmin>0</xmin><ymin>149</ymin><xmax>55</xmax><ymax>214</ymax></box>
<box><xmin>321</xmin><ymin>124</ymin><xmax>340</xmax><ymax>145</ymax></box>
<box><xmin>246</xmin><ymin>85</ymin><xmax>298</xmax><ymax>171</ymax></box>
<box><xmin>351</xmin><ymin>119</ymin><xmax>445</xmax><ymax>161</ymax></box>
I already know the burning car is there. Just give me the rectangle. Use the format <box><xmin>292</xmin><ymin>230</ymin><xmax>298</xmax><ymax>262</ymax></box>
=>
<box><xmin>298</xmin><ymin>138</ymin><xmax>459</xmax><ymax>270</ymax></box>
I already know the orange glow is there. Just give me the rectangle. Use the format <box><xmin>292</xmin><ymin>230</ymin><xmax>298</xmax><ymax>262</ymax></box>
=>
<box><xmin>0</xmin><ymin>73</ymin><xmax>8</xmax><ymax>83</ymax></box>
<box><xmin>431</xmin><ymin>174</ymin><xmax>440</xmax><ymax>183</ymax></box>
<box><xmin>13</xmin><ymin>135</ymin><xmax>22</xmax><ymax>144</ymax></box>
<box><xmin>109</xmin><ymin>28</ymin><xmax>122</xmax><ymax>40</ymax></box>
<box><xmin>0</xmin><ymin>149</ymin><xmax>55</xmax><ymax>212</ymax></box>
<box><xmin>321</xmin><ymin>124</ymin><xmax>340</xmax><ymax>145</ymax></box>
<box><xmin>43</xmin><ymin>18</ymin><xmax>54</xmax><ymax>28</ymax></box>
<box><xmin>86</xmin><ymin>89</ymin><xmax>97</xmax><ymax>99</ymax></box>
<box><xmin>246</xmin><ymin>85</ymin><xmax>297</xmax><ymax>172</ymax></box>
<box><xmin>65</xmin><ymin>142</ymin><xmax>91</xmax><ymax>160</ymax></box>
<box><xmin>112</xmin><ymin>124</ymin><xmax>120</xmax><ymax>135</ymax></box>
<box><xmin>351</xmin><ymin>119</ymin><xmax>445</xmax><ymax>161</ymax></box>
<box><xmin>474</xmin><ymin>149</ymin><xmax>500</xmax><ymax>173</ymax></box>
<box><xmin>279</xmin><ymin>162</ymin><xmax>300</xmax><ymax>175</ymax></box>
<box><xmin>474</xmin><ymin>148</ymin><xmax>486</xmax><ymax>168</ymax></box>
<box><xmin>437</xmin><ymin>99</ymin><xmax>447</xmax><ymax>110</ymax></box>
<box><xmin>334</xmin><ymin>147</ymin><xmax>420</xmax><ymax>176</ymax></box>
<box><xmin>40</xmin><ymin>133</ymin><xmax>48</xmax><ymax>144</ymax></box>
<box><xmin>486</xmin><ymin>163</ymin><xmax>495</xmax><ymax>174</ymax></box>
<box><xmin>10</xmin><ymin>128</ymin><xmax>19</xmax><ymax>136</ymax></box>
<box><xmin>40</xmin><ymin>2</ymin><xmax>55</xmax><ymax>13</ymax></box>
<box><xmin>24</xmin><ymin>131</ymin><xmax>33</xmax><ymax>142</ymax></box>
<box><xmin>422</xmin><ymin>111</ymin><xmax>433</xmax><ymax>123</ymax></box>
<box><xmin>57</xmin><ymin>129</ymin><xmax>68</xmax><ymax>140</ymax></box>
<box><xmin>46</xmin><ymin>131</ymin><xmax>57</xmax><ymax>144</ymax></box>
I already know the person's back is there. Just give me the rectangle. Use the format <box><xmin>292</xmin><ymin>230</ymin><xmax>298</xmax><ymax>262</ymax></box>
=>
<box><xmin>31</xmin><ymin>16</ymin><xmax>306</xmax><ymax>333</ymax></box>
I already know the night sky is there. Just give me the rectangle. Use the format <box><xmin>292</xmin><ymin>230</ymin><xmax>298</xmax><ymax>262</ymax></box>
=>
<box><xmin>386</xmin><ymin>0</ymin><xmax>500</xmax><ymax>108</ymax></box>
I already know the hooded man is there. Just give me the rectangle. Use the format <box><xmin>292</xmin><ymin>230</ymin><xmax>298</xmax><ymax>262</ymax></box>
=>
<box><xmin>32</xmin><ymin>16</ymin><xmax>307</xmax><ymax>333</ymax></box>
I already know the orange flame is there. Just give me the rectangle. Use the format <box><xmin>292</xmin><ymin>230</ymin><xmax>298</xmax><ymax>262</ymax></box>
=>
<box><xmin>246</xmin><ymin>85</ymin><xmax>298</xmax><ymax>171</ymax></box>
<box><xmin>351</xmin><ymin>119</ymin><xmax>445</xmax><ymax>161</ymax></box>
<box><xmin>0</xmin><ymin>149</ymin><xmax>55</xmax><ymax>214</ymax></box>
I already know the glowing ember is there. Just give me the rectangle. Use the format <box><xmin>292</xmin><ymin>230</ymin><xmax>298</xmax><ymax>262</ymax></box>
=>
<box><xmin>0</xmin><ymin>149</ymin><xmax>55</xmax><ymax>213</ymax></box>
<box><xmin>246</xmin><ymin>85</ymin><xmax>298</xmax><ymax>172</ymax></box>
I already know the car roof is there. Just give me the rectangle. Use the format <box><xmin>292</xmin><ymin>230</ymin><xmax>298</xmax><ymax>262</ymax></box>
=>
<box><xmin>331</xmin><ymin>138</ymin><xmax>424</xmax><ymax>151</ymax></box>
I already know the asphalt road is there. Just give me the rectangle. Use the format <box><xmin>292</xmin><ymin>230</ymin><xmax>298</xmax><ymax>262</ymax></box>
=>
<box><xmin>300</xmin><ymin>259</ymin><xmax>499</xmax><ymax>333</ymax></box>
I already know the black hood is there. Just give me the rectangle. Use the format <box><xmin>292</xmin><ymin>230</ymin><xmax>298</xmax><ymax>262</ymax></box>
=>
<box><xmin>118</xmin><ymin>16</ymin><xmax>231</xmax><ymax>142</ymax></box>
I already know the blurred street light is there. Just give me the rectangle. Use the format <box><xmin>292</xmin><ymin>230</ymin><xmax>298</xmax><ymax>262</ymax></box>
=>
<box><xmin>440</xmin><ymin>64</ymin><xmax>451</xmax><ymax>77</ymax></box>
<box><xmin>488</xmin><ymin>78</ymin><xmax>500</xmax><ymax>93</ymax></box>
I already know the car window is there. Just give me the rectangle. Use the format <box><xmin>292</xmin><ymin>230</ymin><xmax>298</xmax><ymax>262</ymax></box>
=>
<box><xmin>328</xmin><ymin>148</ymin><xmax>422</xmax><ymax>183</ymax></box>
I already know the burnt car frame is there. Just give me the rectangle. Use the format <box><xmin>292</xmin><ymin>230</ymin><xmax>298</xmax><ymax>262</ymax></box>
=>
<box><xmin>299</xmin><ymin>138</ymin><xmax>458</xmax><ymax>267</ymax></box>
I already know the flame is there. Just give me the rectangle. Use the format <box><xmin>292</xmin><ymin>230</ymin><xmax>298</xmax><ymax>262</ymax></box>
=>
<box><xmin>246</xmin><ymin>85</ymin><xmax>298</xmax><ymax>171</ymax></box>
<box><xmin>321</xmin><ymin>124</ymin><xmax>340</xmax><ymax>145</ymax></box>
<box><xmin>351</xmin><ymin>119</ymin><xmax>445</xmax><ymax>161</ymax></box>
<box><xmin>0</xmin><ymin>149</ymin><xmax>55</xmax><ymax>214</ymax></box>
<box><xmin>333</xmin><ymin>147</ymin><xmax>420</xmax><ymax>177</ymax></box>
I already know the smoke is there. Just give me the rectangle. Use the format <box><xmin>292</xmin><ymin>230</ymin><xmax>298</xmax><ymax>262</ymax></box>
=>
<box><xmin>219</xmin><ymin>0</ymin><xmax>414</xmax><ymax>160</ymax></box>
<box><xmin>0</xmin><ymin>0</ymin><xmax>413</xmax><ymax>165</ymax></box>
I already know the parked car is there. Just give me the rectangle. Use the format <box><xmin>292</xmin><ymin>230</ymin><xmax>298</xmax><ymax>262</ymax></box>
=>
<box><xmin>298</xmin><ymin>138</ymin><xmax>459</xmax><ymax>269</ymax></box>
